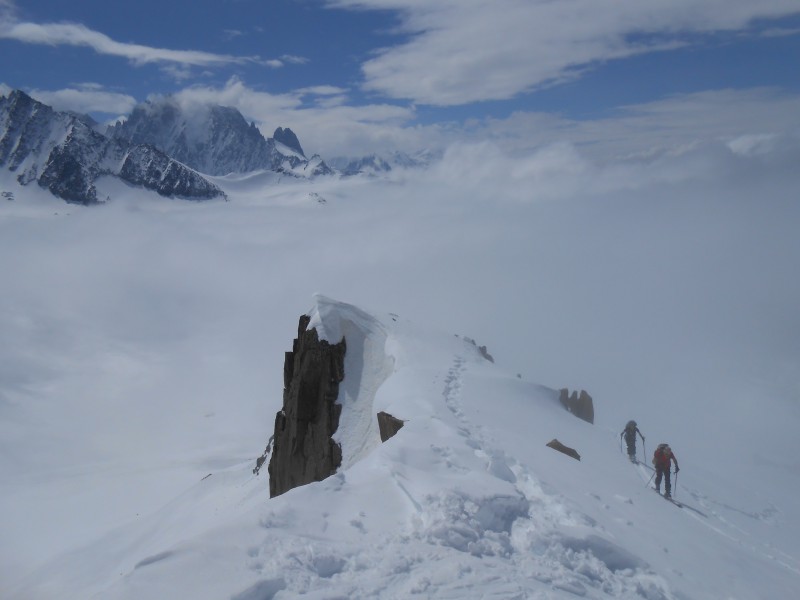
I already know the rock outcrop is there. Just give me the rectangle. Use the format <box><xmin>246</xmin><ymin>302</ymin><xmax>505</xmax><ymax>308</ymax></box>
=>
<box><xmin>268</xmin><ymin>315</ymin><xmax>346</xmax><ymax>497</ymax></box>
<box><xmin>546</xmin><ymin>438</ymin><xmax>581</xmax><ymax>461</ymax></box>
<box><xmin>377</xmin><ymin>411</ymin><xmax>404</xmax><ymax>442</ymax></box>
<box><xmin>117</xmin><ymin>143</ymin><xmax>221</xmax><ymax>199</ymax></box>
<box><xmin>559</xmin><ymin>388</ymin><xmax>594</xmax><ymax>424</ymax></box>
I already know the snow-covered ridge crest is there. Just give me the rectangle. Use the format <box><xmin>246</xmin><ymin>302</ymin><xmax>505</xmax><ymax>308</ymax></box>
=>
<box><xmin>7</xmin><ymin>292</ymin><xmax>800</xmax><ymax>598</ymax></box>
<box><xmin>306</xmin><ymin>293</ymin><xmax>387</xmax><ymax>345</ymax></box>
<box><xmin>306</xmin><ymin>294</ymin><xmax>395</xmax><ymax>469</ymax></box>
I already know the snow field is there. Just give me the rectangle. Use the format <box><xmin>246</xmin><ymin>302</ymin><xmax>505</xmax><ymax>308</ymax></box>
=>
<box><xmin>2</xmin><ymin>141</ymin><xmax>800</xmax><ymax>598</ymax></box>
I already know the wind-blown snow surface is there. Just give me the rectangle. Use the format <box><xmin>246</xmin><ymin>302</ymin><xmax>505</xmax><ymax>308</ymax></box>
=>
<box><xmin>1</xmin><ymin>138</ymin><xmax>799</xmax><ymax>598</ymax></box>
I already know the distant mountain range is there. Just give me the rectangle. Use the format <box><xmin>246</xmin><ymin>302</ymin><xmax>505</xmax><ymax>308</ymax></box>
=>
<box><xmin>327</xmin><ymin>150</ymin><xmax>439</xmax><ymax>177</ymax></box>
<box><xmin>0</xmin><ymin>90</ymin><xmax>335</xmax><ymax>205</ymax></box>
<box><xmin>106</xmin><ymin>98</ymin><xmax>330</xmax><ymax>179</ymax></box>
<box><xmin>1</xmin><ymin>89</ymin><xmax>437</xmax><ymax>205</ymax></box>
<box><xmin>0</xmin><ymin>90</ymin><xmax>223</xmax><ymax>204</ymax></box>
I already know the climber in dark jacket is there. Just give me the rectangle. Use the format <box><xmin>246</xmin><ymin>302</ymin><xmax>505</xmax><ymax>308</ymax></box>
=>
<box><xmin>620</xmin><ymin>420</ymin><xmax>645</xmax><ymax>462</ymax></box>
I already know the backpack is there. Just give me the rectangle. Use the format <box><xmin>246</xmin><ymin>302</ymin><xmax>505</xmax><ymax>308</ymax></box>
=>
<box><xmin>653</xmin><ymin>443</ymin><xmax>671</xmax><ymax>466</ymax></box>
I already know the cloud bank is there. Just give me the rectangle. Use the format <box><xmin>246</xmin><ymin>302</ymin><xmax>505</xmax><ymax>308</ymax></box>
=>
<box><xmin>327</xmin><ymin>0</ymin><xmax>800</xmax><ymax>105</ymax></box>
<box><xmin>11</xmin><ymin>75</ymin><xmax>799</xmax><ymax>164</ymax></box>
<box><xmin>160</xmin><ymin>80</ymin><xmax>800</xmax><ymax>161</ymax></box>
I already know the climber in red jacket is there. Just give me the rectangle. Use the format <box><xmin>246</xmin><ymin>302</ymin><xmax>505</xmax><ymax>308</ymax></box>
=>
<box><xmin>653</xmin><ymin>443</ymin><xmax>679</xmax><ymax>498</ymax></box>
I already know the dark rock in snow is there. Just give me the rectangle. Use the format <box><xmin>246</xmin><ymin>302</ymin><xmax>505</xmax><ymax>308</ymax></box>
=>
<box><xmin>118</xmin><ymin>144</ymin><xmax>222</xmax><ymax>199</ymax></box>
<box><xmin>253</xmin><ymin>435</ymin><xmax>274</xmax><ymax>476</ymax></box>
<box><xmin>377</xmin><ymin>411</ymin><xmax>405</xmax><ymax>442</ymax></box>
<box><xmin>559</xmin><ymin>388</ymin><xmax>595</xmax><ymax>424</ymax></box>
<box><xmin>546</xmin><ymin>438</ymin><xmax>581</xmax><ymax>461</ymax></box>
<box><xmin>268</xmin><ymin>315</ymin><xmax>346</xmax><ymax>497</ymax></box>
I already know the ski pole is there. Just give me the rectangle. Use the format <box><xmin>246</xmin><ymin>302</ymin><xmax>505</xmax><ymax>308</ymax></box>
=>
<box><xmin>643</xmin><ymin>439</ymin><xmax>647</xmax><ymax>465</ymax></box>
<box><xmin>673</xmin><ymin>468</ymin><xmax>679</xmax><ymax>499</ymax></box>
<box><xmin>645</xmin><ymin>471</ymin><xmax>655</xmax><ymax>488</ymax></box>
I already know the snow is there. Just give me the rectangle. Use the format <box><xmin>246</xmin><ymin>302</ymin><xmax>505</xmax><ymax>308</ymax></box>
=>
<box><xmin>308</xmin><ymin>296</ymin><xmax>395</xmax><ymax>469</ymax></box>
<box><xmin>1</xmin><ymin>137</ymin><xmax>800</xmax><ymax>599</ymax></box>
<box><xmin>273</xmin><ymin>141</ymin><xmax>305</xmax><ymax>161</ymax></box>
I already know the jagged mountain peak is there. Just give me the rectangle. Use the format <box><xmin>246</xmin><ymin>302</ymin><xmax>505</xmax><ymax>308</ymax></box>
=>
<box><xmin>0</xmin><ymin>89</ymin><xmax>223</xmax><ymax>204</ymax></box>
<box><xmin>273</xmin><ymin>126</ymin><xmax>305</xmax><ymax>158</ymax></box>
<box><xmin>108</xmin><ymin>96</ymin><xmax>326</xmax><ymax>177</ymax></box>
<box><xmin>108</xmin><ymin>97</ymin><xmax>272</xmax><ymax>176</ymax></box>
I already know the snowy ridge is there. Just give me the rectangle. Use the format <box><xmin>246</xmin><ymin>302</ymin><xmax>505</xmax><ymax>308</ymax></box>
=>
<box><xmin>308</xmin><ymin>295</ymin><xmax>394</xmax><ymax>469</ymax></box>
<box><xmin>11</xmin><ymin>297</ymin><xmax>799</xmax><ymax>599</ymax></box>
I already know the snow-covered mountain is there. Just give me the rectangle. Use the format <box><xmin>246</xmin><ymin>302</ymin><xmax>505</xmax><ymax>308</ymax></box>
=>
<box><xmin>329</xmin><ymin>150</ymin><xmax>439</xmax><ymax>176</ymax></box>
<box><xmin>108</xmin><ymin>97</ymin><xmax>332</xmax><ymax>178</ymax></box>
<box><xmin>2</xmin><ymin>123</ymin><xmax>799</xmax><ymax>599</ymax></box>
<box><xmin>0</xmin><ymin>90</ymin><xmax>223</xmax><ymax>204</ymax></box>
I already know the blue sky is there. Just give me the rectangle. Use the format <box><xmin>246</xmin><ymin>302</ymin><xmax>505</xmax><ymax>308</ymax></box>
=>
<box><xmin>1</xmin><ymin>0</ymin><xmax>799</xmax><ymax>157</ymax></box>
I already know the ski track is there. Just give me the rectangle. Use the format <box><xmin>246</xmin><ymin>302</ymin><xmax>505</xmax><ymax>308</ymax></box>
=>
<box><xmin>629</xmin><ymin>453</ymin><xmax>800</xmax><ymax>577</ymax></box>
<box><xmin>436</xmin><ymin>355</ymin><xmax>678</xmax><ymax>598</ymax></box>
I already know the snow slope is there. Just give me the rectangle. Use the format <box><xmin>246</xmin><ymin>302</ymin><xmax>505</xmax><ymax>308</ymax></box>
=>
<box><xmin>2</xmin><ymin>136</ymin><xmax>799</xmax><ymax>598</ymax></box>
<box><xmin>10</xmin><ymin>295</ymin><xmax>799</xmax><ymax>599</ymax></box>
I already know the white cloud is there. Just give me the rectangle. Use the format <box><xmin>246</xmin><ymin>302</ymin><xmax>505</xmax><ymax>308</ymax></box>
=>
<box><xmin>168</xmin><ymin>77</ymin><xmax>302</xmax><ymax>116</ymax></box>
<box><xmin>420</xmin><ymin>129</ymin><xmax>800</xmax><ymax>206</ymax></box>
<box><xmin>280</xmin><ymin>54</ymin><xmax>309</xmax><ymax>65</ymax></box>
<box><xmin>0</xmin><ymin>19</ymin><xmax>283</xmax><ymax>71</ymax></box>
<box><xmin>159</xmin><ymin>64</ymin><xmax>196</xmax><ymax>83</ymax></box>
<box><xmin>452</xmin><ymin>88</ymin><xmax>800</xmax><ymax>161</ymax></box>
<box><xmin>165</xmin><ymin>78</ymin><xmax>418</xmax><ymax>157</ymax></box>
<box><xmin>759</xmin><ymin>26</ymin><xmax>800</xmax><ymax>38</ymax></box>
<box><xmin>0</xmin><ymin>0</ymin><xmax>15</xmax><ymax>18</ymax></box>
<box><xmin>326</xmin><ymin>0</ymin><xmax>800</xmax><ymax>105</ymax></box>
<box><xmin>296</xmin><ymin>85</ymin><xmax>349</xmax><ymax>97</ymax></box>
<box><xmin>222</xmin><ymin>29</ymin><xmax>244</xmax><ymax>40</ymax></box>
<box><xmin>727</xmin><ymin>133</ymin><xmax>781</xmax><ymax>156</ymax></box>
<box><xmin>28</xmin><ymin>84</ymin><xmax>137</xmax><ymax>115</ymax></box>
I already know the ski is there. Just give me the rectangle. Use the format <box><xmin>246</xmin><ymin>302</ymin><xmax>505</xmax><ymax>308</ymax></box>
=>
<box><xmin>654</xmin><ymin>489</ymin><xmax>708</xmax><ymax>517</ymax></box>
